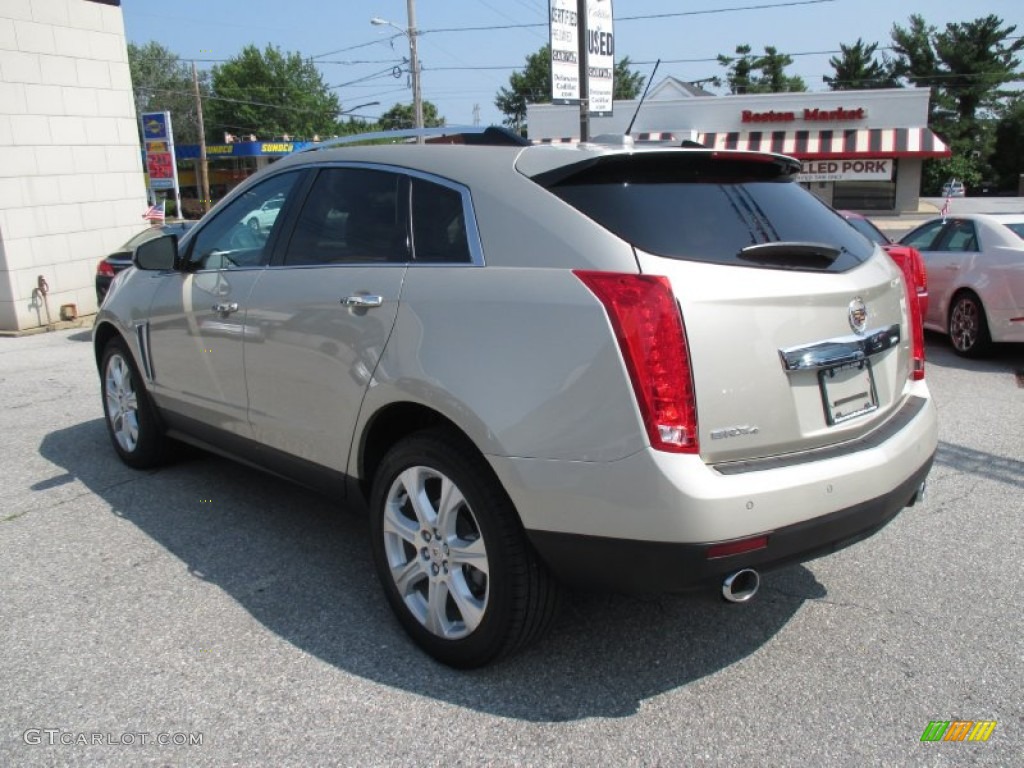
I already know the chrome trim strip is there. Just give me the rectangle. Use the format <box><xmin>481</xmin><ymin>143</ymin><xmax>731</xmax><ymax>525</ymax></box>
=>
<box><xmin>134</xmin><ymin>321</ymin><xmax>154</xmax><ymax>382</ymax></box>
<box><xmin>714</xmin><ymin>396</ymin><xmax>928</xmax><ymax>475</ymax></box>
<box><xmin>779</xmin><ymin>324</ymin><xmax>901</xmax><ymax>372</ymax></box>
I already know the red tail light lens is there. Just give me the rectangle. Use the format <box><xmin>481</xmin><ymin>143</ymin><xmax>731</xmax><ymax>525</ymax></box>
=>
<box><xmin>908</xmin><ymin>247</ymin><xmax>929</xmax><ymax>319</ymax></box>
<box><xmin>96</xmin><ymin>259</ymin><xmax>115</xmax><ymax>277</ymax></box>
<box><xmin>706</xmin><ymin>535</ymin><xmax>769</xmax><ymax>559</ymax></box>
<box><xmin>574</xmin><ymin>271</ymin><xmax>698</xmax><ymax>453</ymax></box>
<box><xmin>896</xmin><ymin>255</ymin><xmax>926</xmax><ymax>381</ymax></box>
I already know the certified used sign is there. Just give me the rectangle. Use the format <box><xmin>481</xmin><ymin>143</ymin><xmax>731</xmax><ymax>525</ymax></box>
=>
<box><xmin>549</xmin><ymin>0</ymin><xmax>580</xmax><ymax>104</ymax></box>
<box><xmin>585</xmin><ymin>0</ymin><xmax>614</xmax><ymax>116</ymax></box>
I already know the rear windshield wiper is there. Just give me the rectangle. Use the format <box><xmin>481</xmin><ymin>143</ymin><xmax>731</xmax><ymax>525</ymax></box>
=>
<box><xmin>737</xmin><ymin>241</ymin><xmax>841</xmax><ymax>270</ymax></box>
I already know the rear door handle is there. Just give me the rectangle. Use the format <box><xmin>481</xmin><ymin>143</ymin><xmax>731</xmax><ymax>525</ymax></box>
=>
<box><xmin>341</xmin><ymin>294</ymin><xmax>383</xmax><ymax>308</ymax></box>
<box><xmin>213</xmin><ymin>302</ymin><xmax>239</xmax><ymax>314</ymax></box>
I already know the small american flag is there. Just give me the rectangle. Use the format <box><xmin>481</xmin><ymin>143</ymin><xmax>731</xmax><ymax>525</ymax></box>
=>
<box><xmin>142</xmin><ymin>201</ymin><xmax>165</xmax><ymax>222</ymax></box>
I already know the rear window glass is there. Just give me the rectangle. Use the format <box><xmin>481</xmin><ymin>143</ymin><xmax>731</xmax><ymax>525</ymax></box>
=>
<box><xmin>1003</xmin><ymin>222</ymin><xmax>1024</xmax><ymax>240</ymax></box>
<box><xmin>546</xmin><ymin>156</ymin><xmax>873</xmax><ymax>271</ymax></box>
<box><xmin>845</xmin><ymin>216</ymin><xmax>889</xmax><ymax>246</ymax></box>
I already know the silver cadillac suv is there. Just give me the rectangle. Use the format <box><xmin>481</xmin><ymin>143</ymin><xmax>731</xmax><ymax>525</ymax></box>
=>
<box><xmin>94</xmin><ymin>127</ymin><xmax>937</xmax><ymax>668</ymax></box>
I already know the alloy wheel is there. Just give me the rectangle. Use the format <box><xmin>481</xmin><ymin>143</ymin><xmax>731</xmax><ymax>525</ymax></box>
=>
<box><xmin>104</xmin><ymin>352</ymin><xmax>140</xmax><ymax>453</ymax></box>
<box><xmin>381</xmin><ymin>465</ymin><xmax>489</xmax><ymax>640</ymax></box>
<box><xmin>950</xmin><ymin>296</ymin><xmax>980</xmax><ymax>353</ymax></box>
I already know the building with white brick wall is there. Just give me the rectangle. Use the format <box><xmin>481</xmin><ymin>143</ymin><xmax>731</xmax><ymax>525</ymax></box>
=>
<box><xmin>0</xmin><ymin>0</ymin><xmax>145</xmax><ymax>331</ymax></box>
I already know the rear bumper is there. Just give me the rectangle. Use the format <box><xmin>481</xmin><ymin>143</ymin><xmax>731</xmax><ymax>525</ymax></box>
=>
<box><xmin>527</xmin><ymin>453</ymin><xmax>933</xmax><ymax>592</ymax></box>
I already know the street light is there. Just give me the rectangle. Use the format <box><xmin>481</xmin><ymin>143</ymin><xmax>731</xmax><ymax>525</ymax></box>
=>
<box><xmin>371</xmin><ymin>2</ymin><xmax>423</xmax><ymax>141</ymax></box>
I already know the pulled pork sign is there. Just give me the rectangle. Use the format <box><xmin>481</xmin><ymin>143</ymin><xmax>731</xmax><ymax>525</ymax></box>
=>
<box><xmin>798</xmin><ymin>158</ymin><xmax>893</xmax><ymax>183</ymax></box>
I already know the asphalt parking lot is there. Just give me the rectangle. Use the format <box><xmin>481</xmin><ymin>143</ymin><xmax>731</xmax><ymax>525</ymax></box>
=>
<box><xmin>1</xmin><ymin>326</ymin><xmax>1021</xmax><ymax>766</ymax></box>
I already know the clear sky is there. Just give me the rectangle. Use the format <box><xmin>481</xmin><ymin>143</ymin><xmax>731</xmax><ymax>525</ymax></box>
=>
<box><xmin>121</xmin><ymin>0</ymin><xmax>1023</xmax><ymax>132</ymax></box>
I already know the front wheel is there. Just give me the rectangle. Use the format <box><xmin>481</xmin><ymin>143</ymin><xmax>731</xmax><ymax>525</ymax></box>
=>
<box><xmin>369</xmin><ymin>429</ymin><xmax>560</xmax><ymax>668</ymax></box>
<box><xmin>100</xmin><ymin>338</ymin><xmax>168</xmax><ymax>468</ymax></box>
<box><xmin>948</xmin><ymin>291</ymin><xmax>991</xmax><ymax>357</ymax></box>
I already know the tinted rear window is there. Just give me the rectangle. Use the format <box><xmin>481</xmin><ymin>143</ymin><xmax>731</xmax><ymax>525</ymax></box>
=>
<box><xmin>546</xmin><ymin>154</ymin><xmax>873</xmax><ymax>271</ymax></box>
<box><xmin>1003</xmin><ymin>222</ymin><xmax>1024</xmax><ymax>240</ymax></box>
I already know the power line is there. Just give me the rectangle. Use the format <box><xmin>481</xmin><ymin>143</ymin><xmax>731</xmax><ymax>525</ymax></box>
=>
<box><xmin>311</xmin><ymin>34</ymin><xmax>404</xmax><ymax>60</ymax></box>
<box><xmin>416</xmin><ymin>0</ymin><xmax>838</xmax><ymax>33</ymax></box>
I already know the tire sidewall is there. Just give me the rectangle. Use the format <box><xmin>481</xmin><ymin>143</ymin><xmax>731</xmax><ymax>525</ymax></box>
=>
<box><xmin>949</xmin><ymin>292</ymin><xmax>989</xmax><ymax>357</ymax></box>
<box><xmin>369</xmin><ymin>433</ymin><xmax>521</xmax><ymax>668</ymax></box>
<box><xmin>100</xmin><ymin>338</ymin><xmax>164</xmax><ymax>468</ymax></box>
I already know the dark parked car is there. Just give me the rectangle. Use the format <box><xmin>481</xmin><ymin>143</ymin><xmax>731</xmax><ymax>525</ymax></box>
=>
<box><xmin>95</xmin><ymin>222</ymin><xmax>195</xmax><ymax>304</ymax></box>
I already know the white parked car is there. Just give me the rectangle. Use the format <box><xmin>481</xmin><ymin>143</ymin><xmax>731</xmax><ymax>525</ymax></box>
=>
<box><xmin>941</xmin><ymin>179</ymin><xmax>966</xmax><ymax>198</ymax></box>
<box><xmin>899</xmin><ymin>214</ymin><xmax>1024</xmax><ymax>356</ymax></box>
<box><xmin>242</xmin><ymin>194</ymin><xmax>285</xmax><ymax>232</ymax></box>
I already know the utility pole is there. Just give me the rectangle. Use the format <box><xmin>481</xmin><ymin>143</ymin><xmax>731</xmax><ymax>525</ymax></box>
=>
<box><xmin>192</xmin><ymin>61</ymin><xmax>211</xmax><ymax>213</ymax></box>
<box><xmin>407</xmin><ymin>0</ymin><xmax>423</xmax><ymax>142</ymax></box>
<box><xmin>576</xmin><ymin>0</ymin><xmax>589</xmax><ymax>142</ymax></box>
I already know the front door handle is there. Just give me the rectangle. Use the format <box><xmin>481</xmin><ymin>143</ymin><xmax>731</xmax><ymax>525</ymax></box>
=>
<box><xmin>213</xmin><ymin>302</ymin><xmax>239</xmax><ymax>314</ymax></box>
<box><xmin>341</xmin><ymin>294</ymin><xmax>383</xmax><ymax>309</ymax></box>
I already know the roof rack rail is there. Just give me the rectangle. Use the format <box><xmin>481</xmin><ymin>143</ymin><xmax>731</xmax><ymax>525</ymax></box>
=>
<box><xmin>298</xmin><ymin>125</ymin><xmax>529</xmax><ymax>152</ymax></box>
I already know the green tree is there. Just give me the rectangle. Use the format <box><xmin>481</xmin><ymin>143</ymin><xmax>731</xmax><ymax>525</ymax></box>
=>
<box><xmin>824</xmin><ymin>39</ymin><xmax>899</xmax><ymax>90</ymax></box>
<box><xmin>990</xmin><ymin>98</ymin><xmax>1024</xmax><ymax>191</ymax></box>
<box><xmin>717</xmin><ymin>45</ymin><xmax>806</xmax><ymax>94</ymax></box>
<box><xmin>377</xmin><ymin>101</ymin><xmax>445</xmax><ymax>130</ymax></box>
<box><xmin>890</xmin><ymin>14</ymin><xmax>1023</xmax><ymax>192</ymax></box>
<box><xmin>128</xmin><ymin>41</ymin><xmax>208</xmax><ymax>144</ymax></box>
<box><xmin>494</xmin><ymin>44</ymin><xmax>646</xmax><ymax>131</ymax></box>
<box><xmin>208</xmin><ymin>44</ymin><xmax>341</xmax><ymax>142</ymax></box>
<box><xmin>716</xmin><ymin>44</ymin><xmax>755</xmax><ymax>94</ymax></box>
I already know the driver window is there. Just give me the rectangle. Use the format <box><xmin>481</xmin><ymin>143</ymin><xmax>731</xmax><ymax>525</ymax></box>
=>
<box><xmin>900</xmin><ymin>220</ymin><xmax>945</xmax><ymax>251</ymax></box>
<box><xmin>188</xmin><ymin>172</ymin><xmax>300</xmax><ymax>270</ymax></box>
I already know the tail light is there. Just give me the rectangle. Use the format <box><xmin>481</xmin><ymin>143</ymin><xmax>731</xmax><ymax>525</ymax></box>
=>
<box><xmin>574</xmin><ymin>271</ymin><xmax>698</xmax><ymax>453</ymax></box>
<box><xmin>890</xmin><ymin>251</ymin><xmax>926</xmax><ymax>381</ymax></box>
<box><xmin>96</xmin><ymin>259</ymin><xmax>115</xmax><ymax>277</ymax></box>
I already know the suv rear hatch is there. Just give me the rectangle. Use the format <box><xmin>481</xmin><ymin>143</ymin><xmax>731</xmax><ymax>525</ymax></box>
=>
<box><xmin>527</xmin><ymin>148</ymin><xmax>916</xmax><ymax>464</ymax></box>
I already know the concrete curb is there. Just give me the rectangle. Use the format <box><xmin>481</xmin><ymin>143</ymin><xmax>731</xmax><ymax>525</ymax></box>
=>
<box><xmin>0</xmin><ymin>314</ymin><xmax>96</xmax><ymax>338</ymax></box>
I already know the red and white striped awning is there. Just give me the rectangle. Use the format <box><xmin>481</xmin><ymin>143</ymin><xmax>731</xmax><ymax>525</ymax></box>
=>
<box><xmin>695</xmin><ymin>127</ymin><xmax>949</xmax><ymax>159</ymax></box>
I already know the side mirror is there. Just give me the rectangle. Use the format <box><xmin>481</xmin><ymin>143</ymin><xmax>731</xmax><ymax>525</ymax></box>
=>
<box><xmin>134</xmin><ymin>234</ymin><xmax>178</xmax><ymax>271</ymax></box>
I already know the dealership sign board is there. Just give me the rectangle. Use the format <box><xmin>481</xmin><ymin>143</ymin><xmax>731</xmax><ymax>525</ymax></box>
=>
<box><xmin>549</xmin><ymin>0</ymin><xmax>614</xmax><ymax>116</ymax></box>
<box><xmin>585</xmin><ymin>0</ymin><xmax>614</xmax><ymax>116</ymax></box>
<box><xmin>549</xmin><ymin>0</ymin><xmax>580</xmax><ymax>103</ymax></box>
<box><xmin>798</xmin><ymin>158</ymin><xmax>894</xmax><ymax>183</ymax></box>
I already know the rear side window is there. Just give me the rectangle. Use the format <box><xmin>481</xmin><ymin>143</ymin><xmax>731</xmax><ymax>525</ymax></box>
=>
<box><xmin>411</xmin><ymin>178</ymin><xmax>471</xmax><ymax>263</ymax></box>
<box><xmin>1004</xmin><ymin>223</ymin><xmax>1024</xmax><ymax>240</ymax></box>
<box><xmin>545</xmin><ymin>153</ymin><xmax>873</xmax><ymax>271</ymax></box>
<box><xmin>935</xmin><ymin>220</ymin><xmax>977</xmax><ymax>252</ymax></box>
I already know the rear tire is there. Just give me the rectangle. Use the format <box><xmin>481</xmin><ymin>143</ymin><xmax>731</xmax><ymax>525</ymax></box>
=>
<box><xmin>100</xmin><ymin>338</ymin><xmax>168</xmax><ymax>468</ymax></box>
<box><xmin>369</xmin><ymin>429</ymin><xmax>560</xmax><ymax>668</ymax></box>
<box><xmin>948</xmin><ymin>291</ymin><xmax>991</xmax><ymax>357</ymax></box>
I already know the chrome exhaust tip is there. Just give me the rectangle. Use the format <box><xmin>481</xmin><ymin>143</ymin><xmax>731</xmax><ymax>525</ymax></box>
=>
<box><xmin>907</xmin><ymin>481</ymin><xmax>927</xmax><ymax>507</ymax></box>
<box><xmin>722</xmin><ymin>569</ymin><xmax>760</xmax><ymax>603</ymax></box>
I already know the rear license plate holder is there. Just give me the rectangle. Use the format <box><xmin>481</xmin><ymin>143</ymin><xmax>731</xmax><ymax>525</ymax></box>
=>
<box><xmin>819</xmin><ymin>360</ymin><xmax>878</xmax><ymax>425</ymax></box>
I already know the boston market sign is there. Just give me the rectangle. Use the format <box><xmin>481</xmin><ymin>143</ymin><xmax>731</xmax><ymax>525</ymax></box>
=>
<box><xmin>741</xmin><ymin>107</ymin><xmax>867</xmax><ymax>124</ymax></box>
